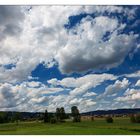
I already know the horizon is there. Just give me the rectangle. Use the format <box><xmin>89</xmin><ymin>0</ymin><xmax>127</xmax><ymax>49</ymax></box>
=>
<box><xmin>0</xmin><ymin>6</ymin><xmax>140</xmax><ymax>113</ymax></box>
<box><xmin>1</xmin><ymin>107</ymin><xmax>140</xmax><ymax>114</ymax></box>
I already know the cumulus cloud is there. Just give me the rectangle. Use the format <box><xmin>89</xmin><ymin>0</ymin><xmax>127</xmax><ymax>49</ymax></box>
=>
<box><xmin>0</xmin><ymin>6</ymin><xmax>139</xmax><ymax>84</ymax></box>
<box><xmin>48</xmin><ymin>73</ymin><xmax>117</xmax><ymax>88</ymax></box>
<box><xmin>116</xmin><ymin>88</ymin><xmax>140</xmax><ymax>102</ymax></box>
<box><xmin>0</xmin><ymin>6</ymin><xmax>139</xmax><ymax>112</ymax></box>
<box><xmin>46</xmin><ymin>94</ymin><xmax>96</xmax><ymax>112</ymax></box>
<box><xmin>56</xmin><ymin>15</ymin><xmax>137</xmax><ymax>74</ymax></box>
<box><xmin>124</xmin><ymin>70</ymin><xmax>140</xmax><ymax>78</ymax></box>
<box><xmin>0</xmin><ymin>83</ymin><xmax>26</xmax><ymax>108</ymax></box>
<box><xmin>96</xmin><ymin>78</ymin><xmax>130</xmax><ymax>100</ymax></box>
<box><xmin>70</xmin><ymin>82</ymin><xmax>93</xmax><ymax>96</ymax></box>
<box><xmin>104</xmin><ymin>78</ymin><xmax>130</xmax><ymax>95</ymax></box>
<box><xmin>83</xmin><ymin>92</ymin><xmax>97</xmax><ymax>97</ymax></box>
<box><xmin>135</xmin><ymin>80</ymin><xmax>140</xmax><ymax>87</ymax></box>
<box><xmin>0</xmin><ymin>6</ymin><xmax>25</xmax><ymax>40</ymax></box>
<box><xmin>48</xmin><ymin>73</ymin><xmax>117</xmax><ymax>96</ymax></box>
<box><xmin>0</xmin><ymin>81</ymin><xmax>65</xmax><ymax>111</ymax></box>
<box><xmin>0</xmin><ymin>72</ymin><xmax>117</xmax><ymax>112</ymax></box>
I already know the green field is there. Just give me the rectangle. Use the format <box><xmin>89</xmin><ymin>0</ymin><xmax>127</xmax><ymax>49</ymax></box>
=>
<box><xmin>0</xmin><ymin>117</ymin><xmax>140</xmax><ymax>135</ymax></box>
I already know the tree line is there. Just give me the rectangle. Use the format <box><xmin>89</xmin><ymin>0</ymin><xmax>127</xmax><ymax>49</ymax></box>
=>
<box><xmin>0</xmin><ymin>112</ymin><xmax>21</xmax><ymax>124</ymax></box>
<box><xmin>44</xmin><ymin>106</ymin><xmax>81</xmax><ymax>123</ymax></box>
<box><xmin>0</xmin><ymin>106</ymin><xmax>140</xmax><ymax>124</ymax></box>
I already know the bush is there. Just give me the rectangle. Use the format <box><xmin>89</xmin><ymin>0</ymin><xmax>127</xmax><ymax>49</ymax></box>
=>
<box><xmin>91</xmin><ymin>116</ymin><xmax>94</xmax><ymax>121</ymax></box>
<box><xmin>50</xmin><ymin>118</ymin><xmax>57</xmax><ymax>124</ymax></box>
<box><xmin>106</xmin><ymin>116</ymin><xmax>113</xmax><ymax>123</ymax></box>
<box><xmin>130</xmin><ymin>114</ymin><xmax>136</xmax><ymax>123</ymax></box>
<box><xmin>60</xmin><ymin>120</ymin><xmax>65</xmax><ymax>123</ymax></box>
<box><xmin>135</xmin><ymin>114</ymin><xmax>140</xmax><ymax>123</ymax></box>
<box><xmin>0</xmin><ymin>112</ymin><xmax>9</xmax><ymax>123</ymax></box>
<box><xmin>130</xmin><ymin>114</ymin><xmax>140</xmax><ymax>123</ymax></box>
<box><xmin>73</xmin><ymin>115</ymin><xmax>81</xmax><ymax>122</ymax></box>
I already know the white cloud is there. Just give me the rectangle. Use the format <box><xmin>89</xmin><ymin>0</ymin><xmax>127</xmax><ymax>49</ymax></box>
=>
<box><xmin>69</xmin><ymin>98</ymin><xmax>83</xmax><ymax>105</ymax></box>
<box><xmin>116</xmin><ymin>88</ymin><xmax>140</xmax><ymax>102</ymax></box>
<box><xmin>97</xmin><ymin>78</ymin><xmax>130</xmax><ymax>100</ymax></box>
<box><xmin>104</xmin><ymin>78</ymin><xmax>130</xmax><ymax>95</ymax></box>
<box><xmin>124</xmin><ymin>70</ymin><xmax>140</xmax><ymax>78</ymax></box>
<box><xmin>48</xmin><ymin>73</ymin><xmax>117</xmax><ymax>88</ymax></box>
<box><xmin>70</xmin><ymin>82</ymin><xmax>93</xmax><ymax>96</ymax></box>
<box><xmin>124</xmin><ymin>88</ymin><xmax>139</xmax><ymax>95</ymax></box>
<box><xmin>0</xmin><ymin>6</ymin><xmax>139</xmax><ymax>112</ymax></box>
<box><xmin>0</xmin><ymin>6</ymin><xmax>25</xmax><ymax>40</ymax></box>
<box><xmin>135</xmin><ymin>80</ymin><xmax>140</xmax><ymax>87</ymax></box>
<box><xmin>56</xmin><ymin>15</ymin><xmax>137</xmax><ymax>74</ymax></box>
<box><xmin>83</xmin><ymin>92</ymin><xmax>97</xmax><ymax>97</ymax></box>
<box><xmin>0</xmin><ymin>6</ymin><xmax>138</xmax><ymax>84</ymax></box>
<box><xmin>26</xmin><ymin>81</ymin><xmax>41</xmax><ymax>87</ymax></box>
<box><xmin>48</xmin><ymin>73</ymin><xmax>117</xmax><ymax>96</ymax></box>
<box><xmin>46</xmin><ymin>94</ymin><xmax>97</xmax><ymax>113</ymax></box>
<box><xmin>0</xmin><ymin>81</ymin><xmax>65</xmax><ymax>110</ymax></box>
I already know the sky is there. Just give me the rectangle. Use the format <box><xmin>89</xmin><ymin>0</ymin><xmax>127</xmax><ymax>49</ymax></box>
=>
<box><xmin>0</xmin><ymin>5</ymin><xmax>140</xmax><ymax>113</ymax></box>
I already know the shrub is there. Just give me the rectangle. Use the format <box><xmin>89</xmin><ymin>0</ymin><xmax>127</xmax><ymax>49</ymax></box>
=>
<box><xmin>0</xmin><ymin>112</ymin><xmax>9</xmax><ymax>123</ymax></box>
<box><xmin>72</xmin><ymin>115</ymin><xmax>81</xmax><ymax>122</ymax></box>
<box><xmin>91</xmin><ymin>116</ymin><xmax>94</xmax><ymax>121</ymax></box>
<box><xmin>130</xmin><ymin>114</ymin><xmax>136</xmax><ymax>123</ymax></box>
<box><xmin>130</xmin><ymin>114</ymin><xmax>140</xmax><ymax>123</ymax></box>
<box><xmin>50</xmin><ymin>118</ymin><xmax>57</xmax><ymax>124</ymax></box>
<box><xmin>60</xmin><ymin>120</ymin><xmax>65</xmax><ymax>123</ymax></box>
<box><xmin>135</xmin><ymin>114</ymin><xmax>140</xmax><ymax>123</ymax></box>
<box><xmin>106</xmin><ymin>116</ymin><xmax>113</xmax><ymax>123</ymax></box>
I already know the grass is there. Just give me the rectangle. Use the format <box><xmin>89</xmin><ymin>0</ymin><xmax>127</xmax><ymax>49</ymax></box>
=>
<box><xmin>0</xmin><ymin>117</ymin><xmax>140</xmax><ymax>135</ymax></box>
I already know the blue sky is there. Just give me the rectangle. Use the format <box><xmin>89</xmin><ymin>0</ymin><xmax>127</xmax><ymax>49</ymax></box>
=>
<box><xmin>0</xmin><ymin>6</ymin><xmax>140</xmax><ymax>112</ymax></box>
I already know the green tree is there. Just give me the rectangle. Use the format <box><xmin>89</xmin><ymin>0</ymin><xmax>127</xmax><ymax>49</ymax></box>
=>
<box><xmin>56</xmin><ymin>108</ymin><xmax>61</xmax><ymax>122</ymax></box>
<box><xmin>71</xmin><ymin>106</ymin><xmax>81</xmax><ymax>122</ymax></box>
<box><xmin>50</xmin><ymin>117</ymin><xmax>57</xmax><ymax>124</ymax></box>
<box><xmin>14</xmin><ymin>112</ymin><xmax>21</xmax><ymax>125</ymax></box>
<box><xmin>135</xmin><ymin>114</ymin><xmax>140</xmax><ymax>123</ymax></box>
<box><xmin>130</xmin><ymin>114</ymin><xmax>136</xmax><ymax>123</ymax></box>
<box><xmin>56</xmin><ymin>107</ymin><xmax>66</xmax><ymax>122</ymax></box>
<box><xmin>60</xmin><ymin>107</ymin><xmax>66</xmax><ymax>122</ymax></box>
<box><xmin>130</xmin><ymin>114</ymin><xmax>140</xmax><ymax>123</ymax></box>
<box><xmin>0</xmin><ymin>112</ymin><xmax>10</xmax><ymax>123</ymax></box>
<box><xmin>44</xmin><ymin>109</ymin><xmax>49</xmax><ymax>123</ymax></box>
<box><xmin>91</xmin><ymin>116</ymin><xmax>94</xmax><ymax>121</ymax></box>
<box><xmin>0</xmin><ymin>112</ymin><xmax>6</xmax><ymax>123</ymax></box>
<box><xmin>106</xmin><ymin>116</ymin><xmax>113</xmax><ymax>123</ymax></box>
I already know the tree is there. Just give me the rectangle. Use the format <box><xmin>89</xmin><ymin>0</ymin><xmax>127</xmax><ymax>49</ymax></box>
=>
<box><xmin>0</xmin><ymin>112</ymin><xmax>11</xmax><ymax>124</ymax></box>
<box><xmin>135</xmin><ymin>114</ymin><xmax>140</xmax><ymax>123</ymax></box>
<box><xmin>56</xmin><ymin>108</ymin><xmax>61</xmax><ymax>122</ymax></box>
<box><xmin>91</xmin><ymin>116</ymin><xmax>94</xmax><ymax>121</ymax></box>
<box><xmin>106</xmin><ymin>116</ymin><xmax>113</xmax><ymax>123</ymax></box>
<box><xmin>44</xmin><ymin>109</ymin><xmax>49</xmax><ymax>123</ymax></box>
<box><xmin>60</xmin><ymin>107</ymin><xmax>66</xmax><ymax>122</ymax></box>
<box><xmin>56</xmin><ymin>107</ymin><xmax>66</xmax><ymax>122</ymax></box>
<box><xmin>50</xmin><ymin>118</ymin><xmax>57</xmax><ymax>124</ymax></box>
<box><xmin>71</xmin><ymin>106</ymin><xmax>81</xmax><ymax>122</ymax></box>
<box><xmin>130</xmin><ymin>114</ymin><xmax>140</xmax><ymax>123</ymax></box>
<box><xmin>130</xmin><ymin>114</ymin><xmax>136</xmax><ymax>123</ymax></box>
<box><xmin>14</xmin><ymin>112</ymin><xmax>21</xmax><ymax>125</ymax></box>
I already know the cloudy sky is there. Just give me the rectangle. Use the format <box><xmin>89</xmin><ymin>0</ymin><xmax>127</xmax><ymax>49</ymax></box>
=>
<box><xmin>0</xmin><ymin>5</ymin><xmax>140</xmax><ymax>113</ymax></box>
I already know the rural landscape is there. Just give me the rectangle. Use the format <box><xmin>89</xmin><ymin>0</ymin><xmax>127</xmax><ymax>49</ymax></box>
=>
<box><xmin>0</xmin><ymin>5</ymin><xmax>140</xmax><ymax>135</ymax></box>
<box><xmin>0</xmin><ymin>107</ymin><xmax>140</xmax><ymax>134</ymax></box>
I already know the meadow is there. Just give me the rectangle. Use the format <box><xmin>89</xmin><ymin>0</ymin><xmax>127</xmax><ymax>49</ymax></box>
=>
<box><xmin>0</xmin><ymin>117</ymin><xmax>140</xmax><ymax>135</ymax></box>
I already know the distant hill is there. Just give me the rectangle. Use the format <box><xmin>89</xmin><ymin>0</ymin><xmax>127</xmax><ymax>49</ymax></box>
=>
<box><xmin>81</xmin><ymin>108</ymin><xmax>140</xmax><ymax>116</ymax></box>
<box><xmin>1</xmin><ymin>108</ymin><xmax>140</xmax><ymax>119</ymax></box>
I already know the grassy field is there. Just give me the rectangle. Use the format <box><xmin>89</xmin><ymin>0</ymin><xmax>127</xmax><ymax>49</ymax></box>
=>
<box><xmin>0</xmin><ymin>117</ymin><xmax>140</xmax><ymax>135</ymax></box>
